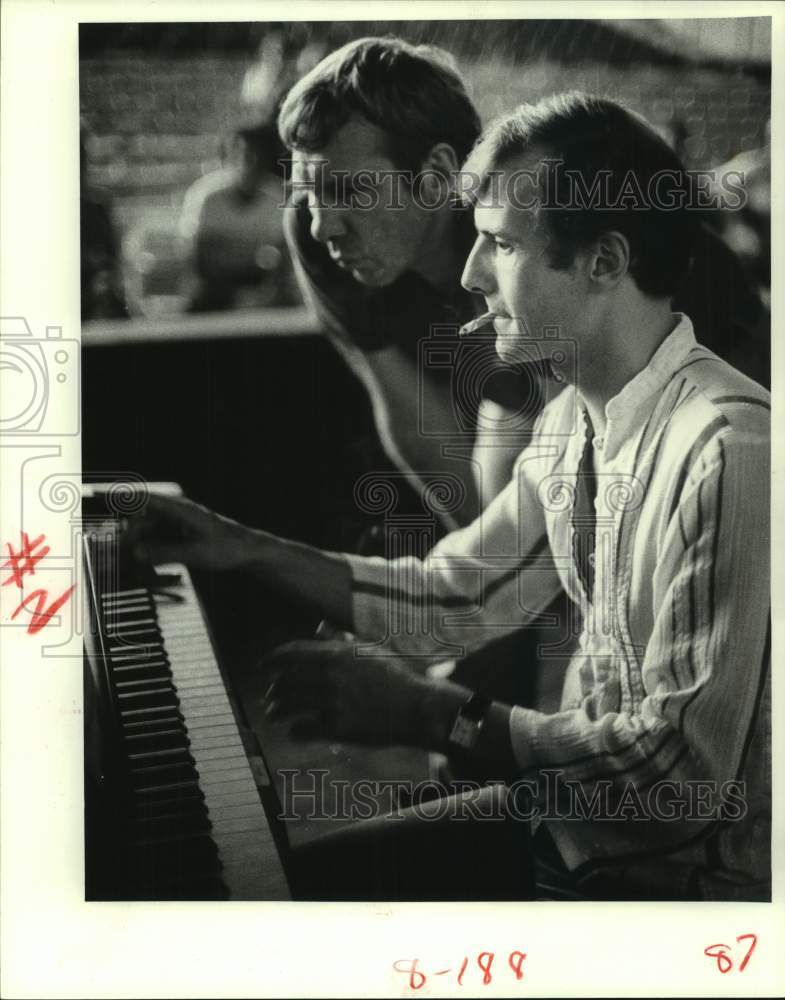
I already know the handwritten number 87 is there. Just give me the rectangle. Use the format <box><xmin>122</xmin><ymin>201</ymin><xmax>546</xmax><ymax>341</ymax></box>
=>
<box><xmin>704</xmin><ymin>934</ymin><xmax>757</xmax><ymax>974</ymax></box>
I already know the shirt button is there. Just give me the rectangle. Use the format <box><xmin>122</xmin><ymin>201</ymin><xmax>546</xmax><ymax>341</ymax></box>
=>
<box><xmin>593</xmin><ymin>437</ymin><xmax>604</xmax><ymax>450</ymax></box>
<box><xmin>588</xmin><ymin>553</ymin><xmax>596</xmax><ymax>566</ymax></box>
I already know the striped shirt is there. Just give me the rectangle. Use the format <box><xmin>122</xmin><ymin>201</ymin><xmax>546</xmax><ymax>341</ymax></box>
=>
<box><xmin>346</xmin><ymin>316</ymin><xmax>771</xmax><ymax>900</ymax></box>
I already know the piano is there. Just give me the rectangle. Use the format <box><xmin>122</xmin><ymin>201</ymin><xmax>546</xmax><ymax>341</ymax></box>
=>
<box><xmin>82</xmin><ymin>485</ymin><xmax>291</xmax><ymax>900</ymax></box>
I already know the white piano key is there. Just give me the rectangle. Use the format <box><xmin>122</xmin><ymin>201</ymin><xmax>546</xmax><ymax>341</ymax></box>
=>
<box><xmin>152</xmin><ymin>563</ymin><xmax>289</xmax><ymax>899</ymax></box>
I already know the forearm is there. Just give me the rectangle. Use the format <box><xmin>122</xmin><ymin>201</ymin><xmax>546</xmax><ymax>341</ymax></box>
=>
<box><xmin>245</xmin><ymin>529</ymin><xmax>354</xmax><ymax>630</ymax></box>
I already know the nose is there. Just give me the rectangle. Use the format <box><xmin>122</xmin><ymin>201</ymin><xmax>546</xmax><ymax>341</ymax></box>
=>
<box><xmin>309</xmin><ymin>203</ymin><xmax>348</xmax><ymax>245</ymax></box>
<box><xmin>461</xmin><ymin>234</ymin><xmax>494</xmax><ymax>296</ymax></box>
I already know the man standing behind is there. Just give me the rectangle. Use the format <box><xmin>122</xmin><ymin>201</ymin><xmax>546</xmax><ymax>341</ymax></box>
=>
<box><xmin>278</xmin><ymin>38</ymin><xmax>538</xmax><ymax>529</ymax></box>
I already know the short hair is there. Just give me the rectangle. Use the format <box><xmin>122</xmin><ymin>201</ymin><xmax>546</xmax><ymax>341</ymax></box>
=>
<box><xmin>277</xmin><ymin>36</ymin><xmax>481</xmax><ymax>174</ymax></box>
<box><xmin>463</xmin><ymin>93</ymin><xmax>699</xmax><ymax>299</ymax></box>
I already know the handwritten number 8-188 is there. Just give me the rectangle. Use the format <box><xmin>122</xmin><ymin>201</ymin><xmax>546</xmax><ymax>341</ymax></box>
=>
<box><xmin>393</xmin><ymin>951</ymin><xmax>526</xmax><ymax>989</ymax></box>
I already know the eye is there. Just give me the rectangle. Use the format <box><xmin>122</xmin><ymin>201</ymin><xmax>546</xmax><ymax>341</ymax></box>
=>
<box><xmin>494</xmin><ymin>239</ymin><xmax>515</xmax><ymax>255</ymax></box>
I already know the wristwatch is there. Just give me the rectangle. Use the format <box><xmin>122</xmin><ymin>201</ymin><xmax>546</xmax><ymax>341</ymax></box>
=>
<box><xmin>448</xmin><ymin>692</ymin><xmax>492</xmax><ymax>751</ymax></box>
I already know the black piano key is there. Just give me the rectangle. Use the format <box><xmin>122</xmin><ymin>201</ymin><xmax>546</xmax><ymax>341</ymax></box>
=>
<box><xmin>103</xmin><ymin>601</ymin><xmax>156</xmax><ymax>614</ymax></box>
<box><xmin>120</xmin><ymin>703</ymin><xmax>183</xmax><ymax>721</ymax></box>
<box><xmin>84</xmin><ymin>523</ymin><xmax>289</xmax><ymax>902</ymax></box>
<box><xmin>111</xmin><ymin>660</ymin><xmax>169</xmax><ymax>677</ymax></box>
<box><xmin>133</xmin><ymin>798</ymin><xmax>204</xmax><ymax>823</ymax></box>
<box><xmin>110</xmin><ymin>654</ymin><xmax>170</xmax><ymax>669</ymax></box>
<box><xmin>105</xmin><ymin>609</ymin><xmax>157</xmax><ymax>625</ymax></box>
<box><xmin>122</xmin><ymin>713</ymin><xmax>184</xmax><ymax>734</ymax></box>
<box><xmin>114</xmin><ymin>672</ymin><xmax>174</xmax><ymax>691</ymax></box>
<box><xmin>133</xmin><ymin>784</ymin><xmax>205</xmax><ymax>810</ymax></box>
<box><xmin>107</xmin><ymin>627</ymin><xmax>162</xmax><ymax>645</ymax></box>
<box><xmin>132</xmin><ymin>805</ymin><xmax>212</xmax><ymax>833</ymax></box>
<box><xmin>110</xmin><ymin>643</ymin><xmax>166</xmax><ymax>661</ymax></box>
<box><xmin>102</xmin><ymin>587</ymin><xmax>149</xmax><ymax>601</ymax></box>
<box><xmin>124</xmin><ymin>729</ymin><xmax>190</xmax><ymax>756</ymax></box>
<box><xmin>127</xmin><ymin>747</ymin><xmax>194</xmax><ymax>768</ymax></box>
<box><xmin>130</xmin><ymin>760</ymin><xmax>201</xmax><ymax>791</ymax></box>
<box><xmin>130</xmin><ymin>777</ymin><xmax>204</xmax><ymax>814</ymax></box>
<box><xmin>116</xmin><ymin>685</ymin><xmax>179</xmax><ymax>711</ymax></box>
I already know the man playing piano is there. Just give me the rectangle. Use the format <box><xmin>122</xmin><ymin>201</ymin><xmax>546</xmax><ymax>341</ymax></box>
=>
<box><xmin>133</xmin><ymin>94</ymin><xmax>770</xmax><ymax>902</ymax></box>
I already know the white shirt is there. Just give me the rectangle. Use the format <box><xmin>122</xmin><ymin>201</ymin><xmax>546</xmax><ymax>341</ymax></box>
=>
<box><xmin>346</xmin><ymin>315</ymin><xmax>771</xmax><ymax>900</ymax></box>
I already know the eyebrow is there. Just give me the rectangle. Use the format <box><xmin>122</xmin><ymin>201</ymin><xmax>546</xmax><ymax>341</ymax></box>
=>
<box><xmin>476</xmin><ymin>226</ymin><xmax>522</xmax><ymax>244</ymax></box>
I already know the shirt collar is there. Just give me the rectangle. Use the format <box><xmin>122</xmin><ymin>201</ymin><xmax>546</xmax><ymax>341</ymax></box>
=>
<box><xmin>580</xmin><ymin>314</ymin><xmax>697</xmax><ymax>459</ymax></box>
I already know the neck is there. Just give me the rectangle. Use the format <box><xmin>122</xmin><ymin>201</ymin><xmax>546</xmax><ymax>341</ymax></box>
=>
<box><xmin>410</xmin><ymin>205</ymin><xmax>464</xmax><ymax>296</ymax></box>
<box><xmin>577</xmin><ymin>301</ymin><xmax>677</xmax><ymax>437</ymax></box>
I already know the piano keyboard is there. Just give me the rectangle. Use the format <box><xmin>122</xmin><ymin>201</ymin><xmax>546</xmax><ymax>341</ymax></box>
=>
<box><xmin>85</xmin><ymin>527</ymin><xmax>290</xmax><ymax>900</ymax></box>
<box><xmin>154</xmin><ymin>566</ymin><xmax>289</xmax><ymax>898</ymax></box>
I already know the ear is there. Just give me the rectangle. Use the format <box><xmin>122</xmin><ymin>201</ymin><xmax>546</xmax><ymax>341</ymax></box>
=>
<box><xmin>419</xmin><ymin>142</ymin><xmax>460</xmax><ymax>195</ymax></box>
<box><xmin>588</xmin><ymin>231</ymin><xmax>631</xmax><ymax>288</ymax></box>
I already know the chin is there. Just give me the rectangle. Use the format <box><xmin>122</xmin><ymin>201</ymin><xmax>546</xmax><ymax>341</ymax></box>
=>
<box><xmin>352</xmin><ymin>263</ymin><xmax>398</xmax><ymax>288</ymax></box>
<box><xmin>494</xmin><ymin>330</ymin><xmax>529</xmax><ymax>365</ymax></box>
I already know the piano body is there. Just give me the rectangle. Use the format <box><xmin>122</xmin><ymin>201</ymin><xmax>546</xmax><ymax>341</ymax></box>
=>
<box><xmin>82</xmin><ymin>484</ymin><xmax>291</xmax><ymax>900</ymax></box>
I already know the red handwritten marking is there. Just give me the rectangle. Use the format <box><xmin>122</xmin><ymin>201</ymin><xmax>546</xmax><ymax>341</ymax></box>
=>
<box><xmin>704</xmin><ymin>944</ymin><xmax>733</xmax><ymax>974</ymax></box>
<box><xmin>736</xmin><ymin>933</ymin><xmax>757</xmax><ymax>972</ymax></box>
<box><xmin>477</xmin><ymin>952</ymin><xmax>494</xmax><ymax>985</ymax></box>
<box><xmin>393</xmin><ymin>959</ymin><xmax>426</xmax><ymax>990</ymax></box>
<box><xmin>2</xmin><ymin>533</ymin><xmax>49</xmax><ymax>588</ymax></box>
<box><xmin>704</xmin><ymin>934</ymin><xmax>757</xmax><ymax>974</ymax></box>
<box><xmin>3</xmin><ymin>532</ymin><xmax>76</xmax><ymax>635</ymax></box>
<box><xmin>10</xmin><ymin>584</ymin><xmax>77</xmax><ymax>635</ymax></box>
<box><xmin>394</xmin><ymin>951</ymin><xmax>527</xmax><ymax>990</ymax></box>
<box><xmin>509</xmin><ymin>951</ymin><xmax>526</xmax><ymax>981</ymax></box>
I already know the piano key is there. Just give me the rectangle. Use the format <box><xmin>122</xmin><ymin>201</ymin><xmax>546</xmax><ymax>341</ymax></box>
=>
<box><xmin>189</xmin><ymin>753</ymin><xmax>254</xmax><ymax>775</ymax></box>
<box><xmin>118</xmin><ymin>694</ymin><xmax>180</xmax><ymax>713</ymax></box>
<box><xmin>185</xmin><ymin>712</ymin><xmax>237</xmax><ymax>730</ymax></box>
<box><xmin>103</xmin><ymin>600</ymin><xmax>155</xmax><ymax>615</ymax></box>
<box><xmin>102</xmin><ymin>587</ymin><xmax>150</xmax><ymax>601</ymax></box>
<box><xmin>114</xmin><ymin>674</ymin><xmax>173</xmax><ymax>691</ymax></box>
<box><xmin>130</xmin><ymin>760</ymin><xmax>199</xmax><ymax>787</ymax></box>
<box><xmin>122</xmin><ymin>714</ymin><xmax>184</xmax><ymax>734</ymax></box>
<box><xmin>84</xmin><ymin>519</ymin><xmax>290</xmax><ymax>900</ymax></box>
<box><xmin>113</xmin><ymin>672</ymin><xmax>173</xmax><ymax>691</ymax></box>
<box><xmin>109</xmin><ymin>642</ymin><xmax>166</xmax><ymax>659</ymax></box>
<box><xmin>120</xmin><ymin>703</ymin><xmax>184</xmax><ymax>721</ymax></box>
<box><xmin>124</xmin><ymin>729</ymin><xmax>190</xmax><ymax>754</ymax></box>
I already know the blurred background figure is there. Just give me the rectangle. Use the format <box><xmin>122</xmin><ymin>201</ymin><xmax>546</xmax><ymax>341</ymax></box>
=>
<box><xmin>709</xmin><ymin>120</ymin><xmax>771</xmax><ymax>304</ymax></box>
<box><xmin>178</xmin><ymin>122</ymin><xmax>298</xmax><ymax>312</ymax></box>
<box><xmin>80</xmin><ymin>120</ymin><xmax>129</xmax><ymax>320</ymax></box>
<box><xmin>240</xmin><ymin>30</ymin><xmax>288</xmax><ymax>124</ymax></box>
<box><xmin>691</xmin><ymin>119</ymin><xmax>772</xmax><ymax>387</ymax></box>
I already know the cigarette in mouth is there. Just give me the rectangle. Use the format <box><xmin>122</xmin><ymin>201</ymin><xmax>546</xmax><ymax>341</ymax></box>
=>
<box><xmin>459</xmin><ymin>311</ymin><xmax>496</xmax><ymax>336</ymax></box>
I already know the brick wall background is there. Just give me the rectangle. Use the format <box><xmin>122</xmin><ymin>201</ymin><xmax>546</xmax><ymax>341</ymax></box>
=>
<box><xmin>78</xmin><ymin>19</ymin><xmax>770</xmax><ymax>312</ymax></box>
<box><xmin>81</xmin><ymin>53</ymin><xmax>770</xmax><ymax>230</ymax></box>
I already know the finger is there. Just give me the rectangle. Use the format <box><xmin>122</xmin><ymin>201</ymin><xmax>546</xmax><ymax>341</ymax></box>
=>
<box><xmin>144</xmin><ymin>493</ymin><xmax>211</xmax><ymax>524</ymax></box>
<box><xmin>133</xmin><ymin>541</ymin><xmax>207</xmax><ymax>567</ymax></box>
